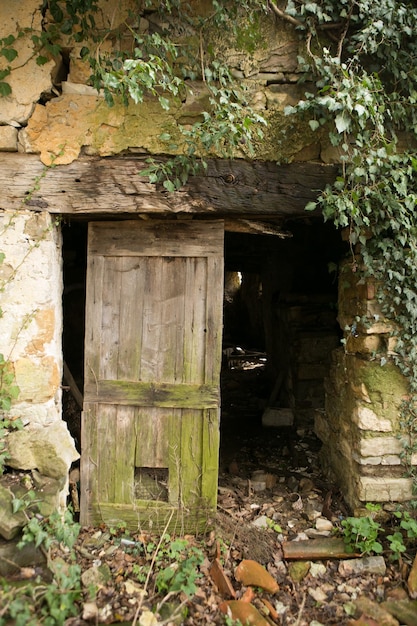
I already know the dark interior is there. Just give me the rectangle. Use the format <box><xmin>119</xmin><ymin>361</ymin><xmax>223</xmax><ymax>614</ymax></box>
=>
<box><xmin>61</xmin><ymin>219</ymin><xmax>347</xmax><ymax>466</ymax></box>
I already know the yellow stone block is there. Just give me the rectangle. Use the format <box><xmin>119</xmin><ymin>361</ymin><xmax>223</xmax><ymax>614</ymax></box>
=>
<box><xmin>14</xmin><ymin>356</ymin><xmax>60</xmax><ymax>403</ymax></box>
<box><xmin>26</xmin><ymin>309</ymin><xmax>55</xmax><ymax>355</ymax></box>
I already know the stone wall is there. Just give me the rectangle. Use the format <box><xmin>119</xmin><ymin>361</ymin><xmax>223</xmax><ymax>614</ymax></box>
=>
<box><xmin>0</xmin><ymin>1</ymin><xmax>327</xmax><ymax>165</ymax></box>
<box><xmin>316</xmin><ymin>258</ymin><xmax>416</xmax><ymax>510</ymax></box>
<box><xmin>0</xmin><ymin>210</ymin><xmax>78</xmax><ymax>538</ymax></box>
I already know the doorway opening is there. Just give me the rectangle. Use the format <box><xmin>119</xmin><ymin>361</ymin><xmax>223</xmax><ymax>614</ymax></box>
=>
<box><xmin>62</xmin><ymin>220</ymin><xmax>87</xmax><ymax>453</ymax></box>
<box><xmin>61</xmin><ymin>218</ymin><xmax>347</xmax><ymax>492</ymax></box>
<box><xmin>219</xmin><ymin>220</ymin><xmax>347</xmax><ymax>478</ymax></box>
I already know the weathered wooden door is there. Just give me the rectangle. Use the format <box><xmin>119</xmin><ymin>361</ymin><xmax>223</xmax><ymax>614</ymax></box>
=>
<box><xmin>80</xmin><ymin>220</ymin><xmax>224</xmax><ymax>532</ymax></box>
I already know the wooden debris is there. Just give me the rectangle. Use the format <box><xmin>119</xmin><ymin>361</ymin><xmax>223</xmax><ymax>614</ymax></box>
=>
<box><xmin>381</xmin><ymin>600</ymin><xmax>417</xmax><ymax>626</ymax></box>
<box><xmin>282</xmin><ymin>537</ymin><xmax>359</xmax><ymax>560</ymax></box>
<box><xmin>224</xmin><ymin>219</ymin><xmax>291</xmax><ymax>238</ymax></box>
<box><xmin>0</xmin><ymin>153</ymin><xmax>338</xmax><ymax>217</ymax></box>
<box><xmin>209</xmin><ymin>558</ymin><xmax>236</xmax><ymax>599</ymax></box>
<box><xmin>407</xmin><ymin>552</ymin><xmax>417</xmax><ymax>599</ymax></box>
<box><xmin>63</xmin><ymin>361</ymin><xmax>83</xmax><ymax>409</ymax></box>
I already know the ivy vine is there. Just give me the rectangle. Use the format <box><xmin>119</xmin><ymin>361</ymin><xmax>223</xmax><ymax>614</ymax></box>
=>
<box><xmin>282</xmin><ymin>0</ymin><xmax>417</xmax><ymax>485</ymax></box>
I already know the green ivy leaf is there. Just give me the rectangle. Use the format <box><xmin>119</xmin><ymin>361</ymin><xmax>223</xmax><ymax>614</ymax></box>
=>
<box><xmin>1</xmin><ymin>48</ymin><xmax>18</xmax><ymax>62</ymax></box>
<box><xmin>335</xmin><ymin>113</ymin><xmax>350</xmax><ymax>133</ymax></box>
<box><xmin>36</xmin><ymin>56</ymin><xmax>49</xmax><ymax>66</ymax></box>
<box><xmin>2</xmin><ymin>35</ymin><xmax>16</xmax><ymax>47</ymax></box>
<box><xmin>49</xmin><ymin>2</ymin><xmax>64</xmax><ymax>23</ymax></box>
<box><xmin>158</xmin><ymin>96</ymin><xmax>170</xmax><ymax>110</ymax></box>
<box><xmin>0</xmin><ymin>82</ymin><xmax>12</xmax><ymax>97</ymax></box>
<box><xmin>163</xmin><ymin>179</ymin><xmax>177</xmax><ymax>192</ymax></box>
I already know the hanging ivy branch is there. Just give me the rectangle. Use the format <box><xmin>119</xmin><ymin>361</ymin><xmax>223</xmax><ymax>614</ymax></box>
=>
<box><xmin>82</xmin><ymin>1</ymin><xmax>268</xmax><ymax>188</ymax></box>
<box><xmin>1</xmin><ymin>0</ymin><xmax>269</xmax><ymax>187</ymax></box>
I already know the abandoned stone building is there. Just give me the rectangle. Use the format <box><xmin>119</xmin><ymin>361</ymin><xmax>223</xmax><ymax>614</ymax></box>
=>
<box><xmin>0</xmin><ymin>0</ymin><xmax>415</xmax><ymax>537</ymax></box>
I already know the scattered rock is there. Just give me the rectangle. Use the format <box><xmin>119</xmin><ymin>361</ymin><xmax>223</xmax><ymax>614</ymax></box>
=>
<box><xmin>6</xmin><ymin>421</ymin><xmax>79</xmax><ymax>479</ymax></box>
<box><xmin>288</xmin><ymin>560</ymin><xmax>311</xmax><ymax>582</ymax></box>
<box><xmin>251</xmin><ymin>515</ymin><xmax>270</xmax><ymax>529</ymax></box>
<box><xmin>305</xmin><ymin>527</ymin><xmax>331</xmax><ymax>538</ymax></box>
<box><xmin>339</xmin><ymin>556</ymin><xmax>387</xmax><ymax>578</ymax></box>
<box><xmin>353</xmin><ymin>597</ymin><xmax>400</xmax><ymax>626</ymax></box>
<box><xmin>0</xmin><ymin>482</ymin><xmax>26</xmax><ymax>540</ymax></box>
<box><xmin>308</xmin><ymin>586</ymin><xmax>329</xmax><ymax>603</ymax></box>
<box><xmin>315</xmin><ymin>517</ymin><xmax>334</xmax><ymax>532</ymax></box>
<box><xmin>310</xmin><ymin>562</ymin><xmax>327</xmax><ymax>578</ymax></box>
<box><xmin>139</xmin><ymin>610</ymin><xmax>159</xmax><ymax>626</ymax></box>
<box><xmin>82</xmin><ymin>601</ymin><xmax>99</xmax><ymax>621</ymax></box>
<box><xmin>81</xmin><ymin>563</ymin><xmax>112</xmax><ymax>592</ymax></box>
<box><xmin>0</xmin><ymin>537</ymin><xmax>46</xmax><ymax>576</ymax></box>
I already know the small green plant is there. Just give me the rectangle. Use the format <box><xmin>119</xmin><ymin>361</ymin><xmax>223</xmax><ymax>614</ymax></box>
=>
<box><xmin>128</xmin><ymin>520</ymin><xmax>206</xmax><ymax>624</ymax></box>
<box><xmin>0</xmin><ymin>352</ymin><xmax>20</xmax><ymax>414</ymax></box>
<box><xmin>11</xmin><ymin>489</ymin><xmax>38</xmax><ymax>516</ymax></box>
<box><xmin>265</xmin><ymin>517</ymin><xmax>283</xmax><ymax>533</ymax></box>
<box><xmin>0</xmin><ymin>414</ymin><xmax>23</xmax><ymax>475</ymax></box>
<box><xmin>0</xmin><ymin>508</ymin><xmax>82</xmax><ymax>626</ymax></box>
<box><xmin>224</xmin><ymin>617</ymin><xmax>244</xmax><ymax>626</ymax></box>
<box><xmin>17</xmin><ymin>507</ymin><xmax>80</xmax><ymax>552</ymax></box>
<box><xmin>134</xmin><ymin>532</ymin><xmax>204</xmax><ymax>597</ymax></box>
<box><xmin>387</xmin><ymin>510</ymin><xmax>417</xmax><ymax>561</ymax></box>
<box><xmin>386</xmin><ymin>531</ymin><xmax>407</xmax><ymax>561</ymax></box>
<box><xmin>341</xmin><ymin>514</ymin><xmax>383</xmax><ymax>556</ymax></box>
<box><xmin>154</xmin><ymin>538</ymin><xmax>204</xmax><ymax>597</ymax></box>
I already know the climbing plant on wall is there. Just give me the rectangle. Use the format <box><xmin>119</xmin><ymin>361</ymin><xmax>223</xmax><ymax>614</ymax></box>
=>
<box><xmin>280</xmin><ymin>0</ymin><xmax>417</xmax><ymax>483</ymax></box>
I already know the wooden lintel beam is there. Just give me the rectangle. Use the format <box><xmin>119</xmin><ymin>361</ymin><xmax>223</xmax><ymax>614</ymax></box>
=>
<box><xmin>0</xmin><ymin>153</ymin><xmax>338</xmax><ymax>217</ymax></box>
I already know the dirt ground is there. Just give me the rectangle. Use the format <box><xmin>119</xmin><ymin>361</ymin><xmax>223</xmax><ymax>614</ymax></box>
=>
<box><xmin>56</xmin><ymin>418</ymin><xmax>414</xmax><ymax>626</ymax></box>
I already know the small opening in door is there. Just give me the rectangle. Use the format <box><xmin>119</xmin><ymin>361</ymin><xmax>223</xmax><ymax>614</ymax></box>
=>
<box><xmin>134</xmin><ymin>467</ymin><xmax>169</xmax><ymax>502</ymax></box>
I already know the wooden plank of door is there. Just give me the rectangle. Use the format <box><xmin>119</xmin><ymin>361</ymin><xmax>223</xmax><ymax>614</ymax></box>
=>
<box><xmin>81</xmin><ymin>220</ymin><xmax>224</xmax><ymax>531</ymax></box>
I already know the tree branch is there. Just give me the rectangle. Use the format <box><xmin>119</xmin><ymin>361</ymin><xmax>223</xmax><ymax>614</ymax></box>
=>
<box><xmin>269</xmin><ymin>1</ymin><xmax>347</xmax><ymax>33</ymax></box>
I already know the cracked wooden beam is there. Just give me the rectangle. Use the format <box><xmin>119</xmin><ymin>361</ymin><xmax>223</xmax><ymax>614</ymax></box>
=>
<box><xmin>0</xmin><ymin>153</ymin><xmax>337</xmax><ymax>218</ymax></box>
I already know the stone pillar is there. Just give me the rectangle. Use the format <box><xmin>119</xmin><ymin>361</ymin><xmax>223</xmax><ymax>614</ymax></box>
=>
<box><xmin>0</xmin><ymin>209</ymin><xmax>79</xmax><ymax>538</ymax></box>
<box><xmin>316</xmin><ymin>258</ymin><xmax>415</xmax><ymax>510</ymax></box>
